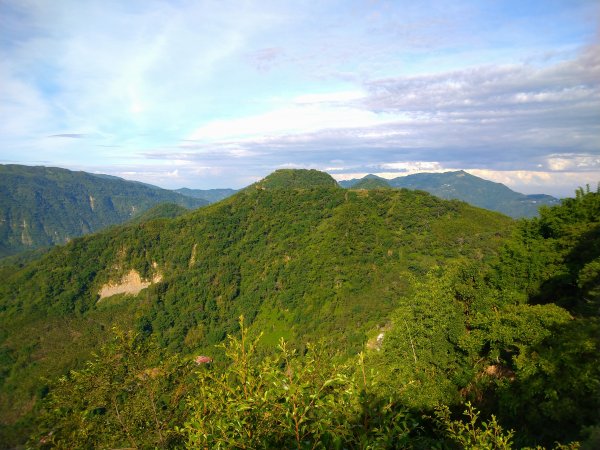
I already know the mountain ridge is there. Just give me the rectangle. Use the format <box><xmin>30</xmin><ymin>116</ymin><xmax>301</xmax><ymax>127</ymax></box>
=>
<box><xmin>0</xmin><ymin>164</ymin><xmax>208</xmax><ymax>258</ymax></box>
<box><xmin>339</xmin><ymin>170</ymin><xmax>559</xmax><ymax>217</ymax></box>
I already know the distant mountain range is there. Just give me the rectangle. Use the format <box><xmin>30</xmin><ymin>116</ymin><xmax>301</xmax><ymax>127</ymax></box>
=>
<box><xmin>339</xmin><ymin>171</ymin><xmax>560</xmax><ymax>218</ymax></box>
<box><xmin>174</xmin><ymin>187</ymin><xmax>237</xmax><ymax>203</ymax></box>
<box><xmin>0</xmin><ymin>165</ymin><xmax>207</xmax><ymax>258</ymax></box>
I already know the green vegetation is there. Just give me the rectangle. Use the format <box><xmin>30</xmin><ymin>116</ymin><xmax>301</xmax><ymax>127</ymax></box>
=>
<box><xmin>340</xmin><ymin>171</ymin><xmax>560</xmax><ymax>218</ymax></box>
<box><xmin>0</xmin><ymin>170</ymin><xmax>598</xmax><ymax>448</ymax></box>
<box><xmin>31</xmin><ymin>330</ymin><xmax>195</xmax><ymax>449</ymax></box>
<box><xmin>0</xmin><ymin>164</ymin><xmax>207</xmax><ymax>258</ymax></box>
<box><xmin>352</xmin><ymin>176</ymin><xmax>391</xmax><ymax>190</ymax></box>
<box><xmin>253</xmin><ymin>168</ymin><xmax>339</xmax><ymax>189</ymax></box>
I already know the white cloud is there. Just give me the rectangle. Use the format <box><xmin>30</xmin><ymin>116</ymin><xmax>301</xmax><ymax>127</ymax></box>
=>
<box><xmin>189</xmin><ymin>101</ymin><xmax>395</xmax><ymax>141</ymax></box>
<box><xmin>379</xmin><ymin>161</ymin><xmax>445</xmax><ymax>172</ymax></box>
<box><xmin>546</xmin><ymin>154</ymin><xmax>600</xmax><ymax>171</ymax></box>
<box><xmin>0</xmin><ymin>64</ymin><xmax>52</xmax><ymax>138</ymax></box>
<box><xmin>468</xmin><ymin>169</ymin><xmax>600</xmax><ymax>197</ymax></box>
<box><xmin>293</xmin><ymin>91</ymin><xmax>366</xmax><ymax>104</ymax></box>
<box><xmin>1</xmin><ymin>1</ymin><xmax>598</xmax><ymax>197</ymax></box>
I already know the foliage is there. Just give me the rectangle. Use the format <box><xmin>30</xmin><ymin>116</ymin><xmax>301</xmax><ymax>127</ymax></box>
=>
<box><xmin>484</xmin><ymin>189</ymin><xmax>600</xmax><ymax>446</ymax></box>
<box><xmin>369</xmin><ymin>262</ymin><xmax>573</xmax><ymax>416</ymax></box>
<box><xmin>30</xmin><ymin>329</ymin><xmax>196</xmax><ymax>449</ymax></box>
<box><xmin>185</xmin><ymin>317</ymin><xmax>420</xmax><ymax>449</ymax></box>
<box><xmin>495</xmin><ymin>317</ymin><xmax>600</xmax><ymax>447</ymax></box>
<box><xmin>187</xmin><ymin>317</ymin><xmax>355</xmax><ymax>449</ymax></box>
<box><xmin>434</xmin><ymin>402</ymin><xmax>514</xmax><ymax>449</ymax></box>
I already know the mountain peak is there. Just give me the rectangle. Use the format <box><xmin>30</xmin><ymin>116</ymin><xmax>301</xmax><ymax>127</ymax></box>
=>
<box><xmin>255</xmin><ymin>169</ymin><xmax>338</xmax><ymax>189</ymax></box>
<box><xmin>363</xmin><ymin>173</ymin><xmax>384</xmax><ymax>180</ymax></box>
<box><xmin>385</xmin><ymin>170</ymin><xmax>558</xmax><ymax>218</ymax></box>
<box><xmin>353</xmin><ymin>177</ymin><xmax>391</xmax><ymax>190</ymax></box>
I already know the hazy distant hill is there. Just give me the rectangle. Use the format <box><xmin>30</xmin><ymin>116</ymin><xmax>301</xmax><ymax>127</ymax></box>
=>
<box><xmin>175</xmin><ymin>187</ymin><xmax>237</xmax><ymax>203</ymax></box>
<box><xmin>340</xmin><ymin>171</ymin><xmax>560</xmax><ymax>218</ymax></box>
<box><xmin>0</xmin><ymin>164</ymin><xmax>208</xmax><ymax>258</ymax></box>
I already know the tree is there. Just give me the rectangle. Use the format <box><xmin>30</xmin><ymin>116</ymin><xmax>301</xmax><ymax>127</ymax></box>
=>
<box><xmin>31</xmin><ymin>330</ymin><xmax>195</xmax><ymax>449</ymax></box>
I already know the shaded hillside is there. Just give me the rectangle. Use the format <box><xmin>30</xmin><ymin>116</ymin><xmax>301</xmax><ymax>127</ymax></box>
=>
<box><xmin>175</xmin><ymin>187</ymin><xmax>237</xmax><ymax>203</ymax></box>
<box><xmin>0</xmin><ymin>170</ymin><xmax>512</xmax><ymax>444</ymax></box>
<box><xmin>0</xmin><ymin>165</ymin><xmax>208</xmax><ymax>257</ymax></box>
<box><xmin>340</xmin><ymin>171</ymin><xmax>559</xmax><ymax>218</ymax></box>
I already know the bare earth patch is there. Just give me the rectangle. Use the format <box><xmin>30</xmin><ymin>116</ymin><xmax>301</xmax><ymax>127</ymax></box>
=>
<box><xmin>98</xmin><ymin>269</ymin><xmax>162</xmax><ymax>300</ymax></box>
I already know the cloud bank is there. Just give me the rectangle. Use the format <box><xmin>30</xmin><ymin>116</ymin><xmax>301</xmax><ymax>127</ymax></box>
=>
<box><xmin>0</xmin><ymin>0</ymin><xmax>598</xmax><ymax>196</ymax></box>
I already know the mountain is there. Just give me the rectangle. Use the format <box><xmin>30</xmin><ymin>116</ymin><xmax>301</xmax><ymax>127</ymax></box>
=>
<box><xmin>175</xmin><ymin>187</ymin><xmax>237</xmax><ymax>203</ymax></box>
<box><xmin>0</xmin><ymin>169</ymin><xmax>513</xmax><ymax>444</ymax></box>
<box><xmin>340</xmin><ymin>171</ymin><xmax>560</xmax><ymax>218</ymax></box>
<box><xmin>253</xmin><ymin>168</ymin><xmax>339</xmax><ymax>189</ymax></box>
<box><xmin>353</xmin><ymin>176</ymin><xmax>391</xmax><ymax>190</ymax></box>
<box><xmin>0</xmin><ymin>164</ymin><xmax>208</xmax><ymax>258</ymax></box>
<box><xmin>3</xmin><ymin>169</ymin><xmax>597</xmax><ymax>449</ymax></box>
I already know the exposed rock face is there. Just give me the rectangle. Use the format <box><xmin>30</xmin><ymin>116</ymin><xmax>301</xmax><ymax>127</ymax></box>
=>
<box><xmin>98</xmin><ymin>269</ymin><xmax>162</xmax><ymax>300</ymax></box>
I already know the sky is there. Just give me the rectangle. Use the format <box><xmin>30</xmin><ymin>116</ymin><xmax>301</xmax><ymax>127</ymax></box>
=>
<box><xmin>1</xmin><ymin>0</ymin><xmax>599</xmax><ymax>197</ymax></box>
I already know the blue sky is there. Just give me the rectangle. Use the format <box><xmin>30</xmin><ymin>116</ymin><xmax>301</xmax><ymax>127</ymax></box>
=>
<box><xmin>1</xmin><ymin>0</ymin><xmax>598</xmax><ymax>196</ymax></box>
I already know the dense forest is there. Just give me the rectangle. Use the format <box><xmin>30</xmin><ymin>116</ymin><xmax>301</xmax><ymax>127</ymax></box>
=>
<box><xmin>0</xmin><ymin>164</ymin><xmax>207</xmax><ymax>257</ymax></box>
<box><xmin>0</xmin><ymin>170</ymin><xmax>598</xmax><ymax>449</ymax></box>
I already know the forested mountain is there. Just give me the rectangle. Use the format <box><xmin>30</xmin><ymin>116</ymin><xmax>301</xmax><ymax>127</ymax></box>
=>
<box><xmin>0</xmin><ymin>169</ymin><xmax>509</xmax><ymax>446</ymax></box>
<box><xmin>353</xmin><ymin>176</ymin><xmax>392</xmax><ymax>190</ymax></box>
<box><xmin>174</xmin><ymin>187</ymin><xmax>237</xmax><ymax>203</ymax></box>
<box><xmin>0</xmin><ymin>165</ymin><xmax>207</xmax><ymax>257</ymax></box>
<box><xmin>340</xmin><ymin>171</ymin><xmax>560</xmax><ymax>218</ymax></box>
<box><xmin>253</xmin><ymin>168</ymin><xmax>339</xmax><ymax>189</ymax></box>
<box><xmin>0</xmin><ymin>170</ymin><xmax>598</xmax><ymax>449</ymax></box>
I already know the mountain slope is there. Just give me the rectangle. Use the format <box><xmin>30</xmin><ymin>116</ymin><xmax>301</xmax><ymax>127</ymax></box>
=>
<box><xmin>0</xmin><ymin>170</ymin><xmax>513</xmax><ymax>441</ymax></box>
<box><xmin>340</xmin><ymin>171</ymin><xmax>559</xmax><ymax>218</ymax></box>
<box><xmin>0</xmin><ymin>164</ymin><xmax>208</xmax><ymax>257</ymax></box>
